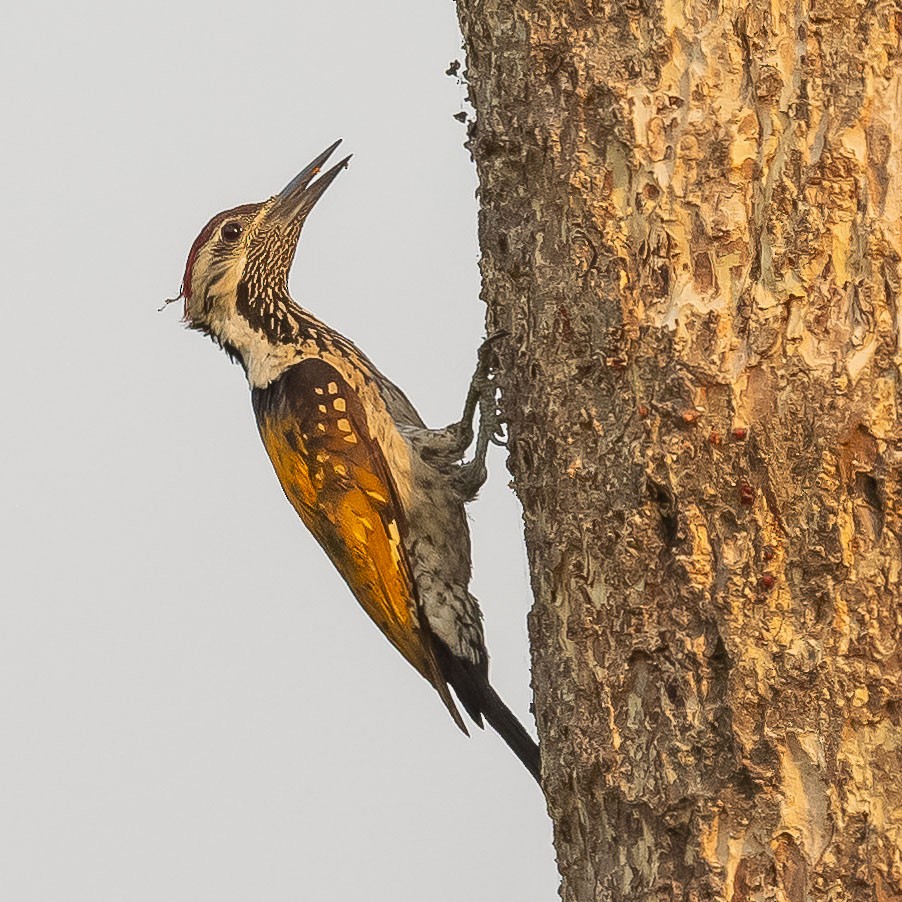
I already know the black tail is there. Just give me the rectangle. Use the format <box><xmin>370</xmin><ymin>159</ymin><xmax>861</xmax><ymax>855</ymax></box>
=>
<box><xmin>433</xmin><ymin>642</ymin><xmax>541</xmax><ymax>784</ymax></box>
<box><xmin>478</xmin><ymin>681</ymin><xmax>542</xmax><ymax>784</ymax></box>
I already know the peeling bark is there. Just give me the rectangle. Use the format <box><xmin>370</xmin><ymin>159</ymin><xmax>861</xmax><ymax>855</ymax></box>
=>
<box><xmin>454</xmin><ymin>1</ymin><xmax>902</xmax><ymax>899</ymax></box>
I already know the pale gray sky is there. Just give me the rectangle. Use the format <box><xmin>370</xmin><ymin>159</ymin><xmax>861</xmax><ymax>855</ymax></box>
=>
<box><xmin>1</xmin><ymin>1</ymin><xmax>557</xmax><ymax>899</ymax></box>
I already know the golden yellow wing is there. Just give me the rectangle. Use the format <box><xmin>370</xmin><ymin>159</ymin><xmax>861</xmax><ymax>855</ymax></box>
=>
<box><xmin>251</xmin><ymin>357</ymin><xmax>466</xmax><ymax>732</ymax></box>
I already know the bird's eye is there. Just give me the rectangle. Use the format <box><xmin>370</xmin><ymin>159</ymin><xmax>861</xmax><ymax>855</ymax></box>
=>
<box><xmin>221</xmin><ymin>221</ymin><xmax>243</xmax><ymax>243</ymax></box>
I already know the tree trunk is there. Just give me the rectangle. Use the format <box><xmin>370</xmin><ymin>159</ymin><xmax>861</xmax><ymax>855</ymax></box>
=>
<box><xmin>454</xmin><ymin>1</ymin><xmax>902</xmax><ymax>899</ymax></box>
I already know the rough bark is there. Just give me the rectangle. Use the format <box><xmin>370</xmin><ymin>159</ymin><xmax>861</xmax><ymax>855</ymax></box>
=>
<box><xmin>454</xmin><ymin>1</ymin><xmax>902</xmax><ymax>899</ymax></box>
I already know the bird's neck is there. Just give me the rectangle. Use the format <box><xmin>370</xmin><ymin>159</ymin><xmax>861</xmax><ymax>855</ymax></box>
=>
<box><xmin>206</xmin><ymin>279</ymin><xmax>366</xmax><ymax>390</ymax></box>
<box><xmin>203</xmin><ymin>278</ymin><xmax>307</xmax><ymax>388</ymax></box>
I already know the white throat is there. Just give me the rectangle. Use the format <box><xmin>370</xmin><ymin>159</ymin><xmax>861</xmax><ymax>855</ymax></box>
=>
<box><xmin>205</xmin><ymin>277</ymin><xmax>301</xmax><ymax>389</ymax></box>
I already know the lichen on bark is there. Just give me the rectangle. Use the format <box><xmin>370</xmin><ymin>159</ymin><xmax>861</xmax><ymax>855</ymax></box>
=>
<box><xmin>455</xmin><ymin>1</ymin><xmax>902</xmax><ymax>899</ymax></box>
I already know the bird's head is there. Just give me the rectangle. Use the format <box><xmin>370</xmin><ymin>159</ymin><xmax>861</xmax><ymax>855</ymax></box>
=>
<box><xmin>177</xmin><ymin>140</ymin><xmax>350</xmax><ymax>336</ymax></box>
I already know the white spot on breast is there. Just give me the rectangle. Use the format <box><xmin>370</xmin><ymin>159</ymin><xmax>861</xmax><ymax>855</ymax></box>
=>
<box><xmin>333</xmin><ymin>398</ymin><xmax>346</xmax><ymax>412</ymax></box>
<box><xmin>327</xmin><ymin>382</ymin><xmax>338</xmax><ymax>395</ymax></box>
<box><xmin>337</xmin><ymin>419</ymin><xmax>352</xmax><ymax>433</ymax></box>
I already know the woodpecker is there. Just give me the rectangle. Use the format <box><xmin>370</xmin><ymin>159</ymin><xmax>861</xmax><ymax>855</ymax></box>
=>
<box><xmin>175</xmin><ymin>141</ymin><xmax>540</xmax><ymax>782</ymax></box>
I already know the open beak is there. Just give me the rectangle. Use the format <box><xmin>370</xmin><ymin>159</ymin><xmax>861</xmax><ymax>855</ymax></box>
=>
<box><xmin>267</xmin><ymin>139</ymin><xmax>351</xmax><ymax>227</ymax></box>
